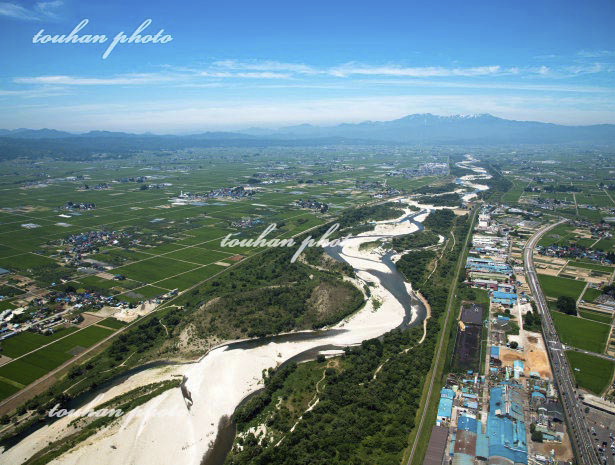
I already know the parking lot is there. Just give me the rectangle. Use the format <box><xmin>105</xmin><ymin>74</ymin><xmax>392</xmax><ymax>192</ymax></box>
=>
<box><xmin>586</xmin><ymin>405</ymin><xmax>615</xmax><ymax>465</ymax></box>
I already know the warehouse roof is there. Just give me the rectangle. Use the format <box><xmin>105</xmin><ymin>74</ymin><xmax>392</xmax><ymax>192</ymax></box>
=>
<box><xmin>438</xmin><ymin>397</ymin><xmax>453</xmax><ymax>419</ymax></box>
<box><xmin>458</xmin><ymin>415</ymin><xmax>478</xmax><ymax>433</ymax></box>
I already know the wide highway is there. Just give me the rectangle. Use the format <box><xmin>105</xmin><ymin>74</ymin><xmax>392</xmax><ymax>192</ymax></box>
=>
<box><xmin>524</xmin><ymin>219</ymin><xmax>598</xmax><ymax>465</ymax></box>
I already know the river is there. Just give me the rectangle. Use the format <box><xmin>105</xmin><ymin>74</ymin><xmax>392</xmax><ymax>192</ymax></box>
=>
<box><xmin>0</xmin><ymin>156</ymin><xmax>491</xmax><ymax>465</ymax></box>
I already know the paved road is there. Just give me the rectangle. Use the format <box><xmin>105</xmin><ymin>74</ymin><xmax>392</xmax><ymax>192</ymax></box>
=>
<box><xmin>524</xmin><ymin>220</ymin><xmax>599</xmax><ymax>465</ymax></box>
<box><xmin>565</xmin><ymin>345</ymin><xmax>615</xmax><ymax>362</ymax></box>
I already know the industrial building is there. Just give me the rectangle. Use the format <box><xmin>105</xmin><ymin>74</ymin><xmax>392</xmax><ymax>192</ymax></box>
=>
<box><xmin>437</xmin><ymin>388</ymin><xmax>455</xmax><ymax>423</ymax></box>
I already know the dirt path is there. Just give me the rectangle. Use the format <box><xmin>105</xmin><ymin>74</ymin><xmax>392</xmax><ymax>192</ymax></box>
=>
<box><xmin>277</xmin><ymin>364</ymin><xmax>330</xmax><ymax>445</ymax></box>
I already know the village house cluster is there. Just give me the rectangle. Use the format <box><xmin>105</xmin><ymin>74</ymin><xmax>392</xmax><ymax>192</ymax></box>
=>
<box><xmin>58</xmin><ymin>230</ymin><xmax>134</xmax><ymax>260</ymax></box>
<box><xmin>176</xmin><ymin>185</ymin><xmax>257</xmax><ymax>202</ymax></box>
<box><xmin>294</xmin><ymin>198</ymin><xmax>329</xmax><ymax>213</ymax></box>
<box><xmin>59</xmin><ymin>201</ymin><xmax>96</xmax><ymax>211</ymax></box>
<box><xmin>386</xmin><ymin>162</ymin><xmax>449</xmax><ymax>179</ymax></box>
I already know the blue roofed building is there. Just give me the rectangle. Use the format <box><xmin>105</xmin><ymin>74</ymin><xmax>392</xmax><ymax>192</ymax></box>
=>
<box><xmin>490</xmin><ymin>382</ymin><xmax>525</xmax><ymax>422</ymax></box>
<box><xmin>476</xmin><ymin>432</ymin><xmax>489</xmax><ymax>460</ymax></box>
<box><xmin>513</xmin><ymin>360</ymin><xmax>524</xmax><ymax>379</ymax></box>
<box><xmin>453</xmin><ymin>415</ymin><xmax>478</xmax><ymax>465</ymax></box>
<box><xmin>441</xmin><ymin>388</ymin><xmax>455</xmax><ymax>399</ymax></box>
<box><xmin>492</xmin><ymin>291</ymin><xmax>518</xmax><ymax>306</ymax></box>
<box><xmin>487</xmin><ymin>414</ymin><xmax>528</xmax><ymax>464</ymax></box>
<box><xmin>437</xmin><ymin>388</ymin><xmax>455</xmax><ymax>421</ymax></box>
<box><xmin>484</xmin><ymin>381</ymin><xmax>529</xmax><ymax>464</ymax></box>
<box><xmin>458</xmin><ymin>415</ymin><xmax>478</xmax><ymax>433</ymax></box>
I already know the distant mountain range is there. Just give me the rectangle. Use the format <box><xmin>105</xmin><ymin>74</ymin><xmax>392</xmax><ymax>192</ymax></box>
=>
<box><xmin>0</xmin><ymin>128</ymin><xmax>254</xmax><ymax>140</ymax></box>
<box><xmin>237</xmin><ymin>113</ymin><xmax>615</xmax><ymax>144</ymax></box>
<box><xmin>0</xmin><ymin>114</ymin><xmax>613</xmax><ymax>160</ymax></box>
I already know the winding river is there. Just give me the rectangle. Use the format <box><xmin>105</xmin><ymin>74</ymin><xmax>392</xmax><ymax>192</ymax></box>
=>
<box><xmin>0</xmin><ymin>156</ymin><xmax>491</xmax><ymax>465</ymax></box>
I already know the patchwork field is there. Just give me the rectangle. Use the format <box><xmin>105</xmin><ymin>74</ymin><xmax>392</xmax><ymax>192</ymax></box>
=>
<box><xmin>551</xmin><ymin>310</ymin><xmax>610</xmax><ymax>353</ymax></box>
<box><xmin>579</xmin><ymin>308</ymin><xmax>613</xmax><ymax>324</ymax></box>
<box><xmin>0</xmin><ymin>324</ymin><xmax>115</xmax><ymax>396</ymax></box>
<box><xmin>538</xmin><ymin>274</ymin><xmax>587</xmax><ymax>300</ymax></box>
<box><xmin>566</xmin><ymin>350</ymin><xmax>615</xmax><ymax>395</ymax></box>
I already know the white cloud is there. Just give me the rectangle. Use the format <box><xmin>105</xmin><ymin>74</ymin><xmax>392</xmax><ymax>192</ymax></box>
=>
<box><xmin>198</xmin><ymin>71</ymin><xmax>292</xmax><ymax>79</ymax></box>
<box><xmin>538</xmin><ymin>65</ymin><xmax>550</xmax><ymax>75</ymax></box>
<box><xmin>0</xmin><ymin>0</ymin><xmax>63</xmax><ymax>21</ymax></box>
<box><xmin>14</xmin><ymin>74</ymin><xmax>175</xmax><ymax>85</ymax></box>
<box><xmin>14</xmin><ymin>70</ymin><xmax>293</xmax><ymax>87</ymax></box>
<box><xmin>328</xmin><ymin>64</ymin><xmax>505</xmax><ymax>78</ymax></box>
<box><xmin>0</xmin><ymin>2</ymin><xmax>39</xmax><ymax>20</ymax></box>
<box><xmin>213</xmin><ymin>60</ymin><xmax>318</xmax><ymax>74</ymax></box>
<box><xmin>566</xmin><ymin>63</ymin><xmax>613</xmax><ymax>75</ymax></box>
<box><xmin>351</xmin><ymin>78</ymin><xmax>615</xmax><ymax>94</ymax></box>
<box><xmin>13</xmin><ymin>59</ymin><xmax>615</xmax><ymax>92</ymax></box>
<box><xmin>577</xmin><ymin>50</ymin><xmax>615</xmax><ymax>58</ymax></box>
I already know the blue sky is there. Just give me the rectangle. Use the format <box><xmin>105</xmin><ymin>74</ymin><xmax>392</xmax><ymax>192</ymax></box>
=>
<box><xmin>0</xmin><ymin>0</ymin><xmax>614</xmax><ymax>132</ymax></box>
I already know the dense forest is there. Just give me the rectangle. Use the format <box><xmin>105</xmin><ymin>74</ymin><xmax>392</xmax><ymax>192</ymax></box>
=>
<box><xmin>337</xmin><ymin>202</ymin><xmax>406</xmax><ymax>228</ymax></box>
<box><xmin>413</xmin><ymin>182</ymin><xmax>461</xmax><ymax>195</ymax></box>
<box><xmin>416</xmin><ymin>192</ymin><xmax>461</xmax><ymax>206</ymax></box>
<box><xmin>422</xmin><ymin>209</ymin><xmax>457</xmax><ymax>234</ymax></box>
<box><xmin>391</xmin><ymin>230</ymin><xmax>440</xmax><ymax>250</ymax></box>
<box><xmin>396</xmin><ymin>250</ymin><xmax>437</xmax><ymax>285</ymax></box>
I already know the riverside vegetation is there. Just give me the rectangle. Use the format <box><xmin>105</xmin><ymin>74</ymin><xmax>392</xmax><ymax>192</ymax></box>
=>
<box><xmin>224</xmin><ymin>205</ymin><xmax>472</xmax><ymax>465</ymax></box>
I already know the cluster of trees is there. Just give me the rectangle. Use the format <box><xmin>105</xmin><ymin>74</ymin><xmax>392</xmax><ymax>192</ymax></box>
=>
<box><xmin>201</xmin><ymin>277</ymin><xmax>363</xmax><ymax>338</ymax></box>
<box><xmin>396</xmin><ymin>250</ymin><xmax>436</xmax><ymax>286</ymax></box>
<box><xmin>422</xmin><ymin>209</ymin><xmax>456</xmax><ymax>234</ymax></box>
<box><xmin>523</xmin><ymin>310</ymin><xmax>542</xmax><ymax>332</ymax></box>
<box><xmin>417</xmin><ymin>193</ymin><xmax>461</xmax><ymax>207</ymax></box>
<box><xmin>175</xmin><ymin>246</ymin><xmax>363</xmax><ymax>339</ymax></box>
<box><xmin>413</xmin><ymin>183</ymin><xmax>460</xmax><ymax>195</ymax></box>
<box><xmin>530</xmin><ymin>423</ymin><xmax>544</xmax><ymax>442</ymax></box>
<box><xmin>478</xmin><ymin>163</ymin><xmax>513</xmax><ymax>200</ymax></box>
<box><xmin>337</xmin><ymin>202</ymin><xmax>405</xmax><ymax>228</ymax></box>
<box><xmin>601</xmin><ymin>284</ymin><xmax>615</xmax><ymax>297</ymax></box>
<box><xmin>556</xmin><ymin>295</ymin><xmax>577</xmax><ymax>315</ymax></box>
<box><xmin>233</xmin><ymin>362</ymin><xmax>298</xmax><ymax>428</ymax></box>
<box><xmin>391</xmin><ymin>230</ymin><xmax>440</xmax><ymax>250</ymax></box>
<box><xmin>108</xmin><ymin>311</ymin><xmax>182</xmax><ymax>361</ymax></box>
<box><xmin>0</xmin><ymin>284</ymin><xmax>25</xmax><ymax>297</ymax></box>
<box><xmin>303</xmin><ymin>246</ymin><xmax>355</xmax><ymax>275</ymax></box>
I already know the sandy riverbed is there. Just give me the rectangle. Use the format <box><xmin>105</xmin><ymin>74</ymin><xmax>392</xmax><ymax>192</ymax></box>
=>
<box><xmin>2</xmin><ymin>203</ymin><xmax>426</xmax><ymax>465</ymax></box>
